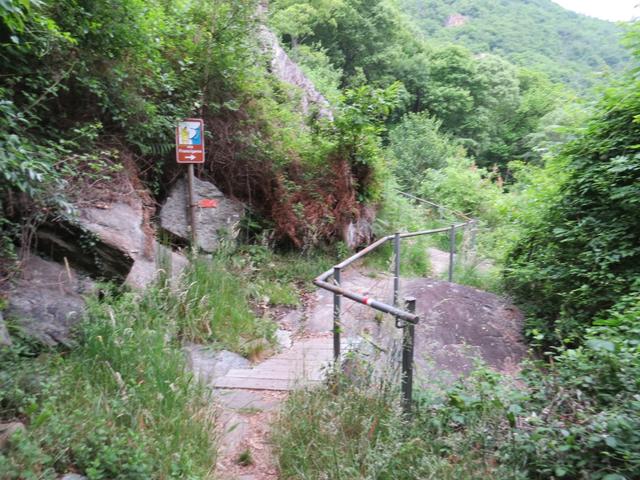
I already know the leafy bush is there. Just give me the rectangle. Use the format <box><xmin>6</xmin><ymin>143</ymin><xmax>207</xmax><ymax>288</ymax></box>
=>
<box><xmin>505</xmin><ymin>44</ymin><xmax>640</xmax><ymax>344</ymax></box>
<box><xmin>502</xmin><ymin>295</ymin><xmax>640</xmax><ymax>479</ymax></box>
<box><xmin>388</xmin><ymin>112</ymin><xmax>461</xmax><ymax>193</ymax></box>
<box><xmin>419</xmin><ymin>156</ymin><xmax>503</xmax><ymax>223</ymax></box>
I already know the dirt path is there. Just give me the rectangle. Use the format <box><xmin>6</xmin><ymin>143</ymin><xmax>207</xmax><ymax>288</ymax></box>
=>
<box><xmin>190</xmin><ymin>250</ymin><xmax>525</xmax><ymax>479</ymax></box>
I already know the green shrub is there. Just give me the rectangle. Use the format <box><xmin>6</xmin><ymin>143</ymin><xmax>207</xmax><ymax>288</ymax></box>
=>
<box><xmin>388</xmin><ymin>112</ymin><xmax>461</xmax><ymax>193</ymax></box>
<box><xmin>273</xmin><ymin>365</ymin><xmax>522</xmax><ymax>480</ymax></box>
<box><xmin>419</xmin><ymin>156</ymin><xmax>503</xmax><ymax>224</ymax></box>
<box><xmin>505</xmin><ymin>51</ymin><xmax>640</xmax><ymax>344</ymax></box>
<box><xmin>501</xmin><ymin>295</ymin><xmax>640</xmax><ymax>479</ymax></box>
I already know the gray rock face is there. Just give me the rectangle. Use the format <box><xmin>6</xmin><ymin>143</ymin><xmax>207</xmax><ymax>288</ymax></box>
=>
<box><xmin>184</xmin><ymin>344</ymin><xmax>250</xmax><ymax>384</ymax></box>
<box><xmin>160</xmin><ymin>177</ymin><xmax>244</xmax><ymax>253</ymax></box>
<box><xmin>259</xmin><ymin>26</ymin><xmax>333</xmax><ymax>120</ymax></box>
<box><xmin>79</xmin><ymin>202</ymin><xmax>188</xmax><ymax>289</ymax></box>
<box><xmin>36</xmin><ymin>201</ymin><xmax>188</xmax><ymax>290</ymax></box>
<box><xmin>342</xmin><ymin>206</ymin><xmax>377</xmax><ymax>250</ymax></box>
<box><xmin>0</xmin><ymin>312</ymin><xmax>11</xmax><ymax>347</ymax></box>
<box><xmin>0</xmin><ymin>422</ymin><xmax>25</xmax><ymax>451</ymax></box>
<box><xmin>35</xmin><ymin>219</ymin><xmax>134</xmax><ymax>282</ymax></box>
<box><xmin>59</xmin><ymin>474</ymin><xmax>88</xmax><ymax>480</ymax></box>
<box><xmin>4</xmin><ymin>256</ymin><xmax>95</xmax><ymax>346</ymax></box>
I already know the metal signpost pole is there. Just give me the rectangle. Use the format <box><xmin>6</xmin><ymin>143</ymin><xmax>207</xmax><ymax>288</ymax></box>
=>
<box><xmin>449</xmin><ymin>224</ymin><xmax>456</xmax><ymax>282</ymax></box>
<box><xmin>176</xmin><ymin>118</ymin><xmax>205</xmax><ymax>251</ymax></box>
<box><xmin>187</xmin><ymin>163</ymin><xmax>197</xmax><ymax>248</ymax></box>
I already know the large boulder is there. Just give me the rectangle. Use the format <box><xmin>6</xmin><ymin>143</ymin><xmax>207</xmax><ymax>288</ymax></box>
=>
<box><xmin>3</xmin><ymin>256</ymin><xmax>95</xmax><ymax>346</ymax></box>
<box><xmin>78</xmin><ymin>202</ymin><xmax>188</xmax><ymax>289</ymax></box>
<box><xmin>160</xmin><ymin>177</ymin><xmax>244</xmax><ymax>253</ymax></box>
<box><xmin>35</xmin><ymin>201</ymin><xmax>188</xmax><ymax>289</ymax></box>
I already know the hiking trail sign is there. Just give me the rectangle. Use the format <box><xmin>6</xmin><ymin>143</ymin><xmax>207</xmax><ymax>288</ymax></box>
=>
<box><xmin>176</xmin><ymin>118</ymin><xmax>205</xmax><ymax>164</ymax></box>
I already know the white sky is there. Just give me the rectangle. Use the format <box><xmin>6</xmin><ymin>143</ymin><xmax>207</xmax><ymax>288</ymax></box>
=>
<box><xmin>552</xmin><ymin>0</ymin><xmax>639</xmax><ymax>21</ymax></box>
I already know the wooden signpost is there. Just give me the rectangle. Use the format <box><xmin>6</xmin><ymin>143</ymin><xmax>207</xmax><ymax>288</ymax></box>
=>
<box><xmin>176</xmin><ymin>118</ymin><xmax>205</xmax><ymax>247</ymax></box>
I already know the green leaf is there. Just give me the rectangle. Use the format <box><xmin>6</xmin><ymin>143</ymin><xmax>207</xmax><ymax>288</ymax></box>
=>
<box><xmin>586</xmin><ymin>339</ymin><xmax>616</xmax><ymax>352</ymax></box>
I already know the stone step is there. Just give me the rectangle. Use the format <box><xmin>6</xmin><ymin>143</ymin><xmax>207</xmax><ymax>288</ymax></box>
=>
<box><xmin>224</xmin><ymin>368</ymin><xmax>324</xmax><ymax>382</ymax></box>
<box><xmin>210</xmin><ymin>337</ymin><xmax>352</xmax><ymax>391</ymax></box>
<box><xmin>212</xmin><ymin>375</ymin><xmax>320</xmax><ymax>391</ymax></box>
<box><xmin>271</xmin><ymin>349</ymin><xmax>334</xmax><ymax>360</ymax></box>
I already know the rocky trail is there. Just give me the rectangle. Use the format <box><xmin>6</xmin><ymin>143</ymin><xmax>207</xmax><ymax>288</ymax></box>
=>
<box><xmin>186</xmin><ymin>248</ymin><xmax>526</xmax><ymax>480</ymax></box>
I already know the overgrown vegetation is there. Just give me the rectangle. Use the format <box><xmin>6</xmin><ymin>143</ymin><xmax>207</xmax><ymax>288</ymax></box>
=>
<box><xmin>271</xmin><ymin>15</ymin><xmax>640</xmax><ymax>480</ymax></box>
<box><xmin>270</xmin><ymin>0</ymin><xmax>563</xmax><ymax>169</ymax></box>
<box><xmin>0</xmin><ymin>281</ymin><xmax>217</xmax><ymax>478</ymax></box>
<box><xmin>506</xmin><ymin>66</ymin><xmax>640</xmax><ymax>345</ymax></box>
<box><xmin>2</xmin><ymin>0</ymin><xmax>639</xmax><ymax>478</ymax></box>
<box><xmin>0</xmin><ymin>244</ymin><xmax>340</xmax><ymax>477</ymax></box>
<box><xmin>274</xmin><ymin>364</ymin><xmax>526</xmax><ymax>479</ymax></box>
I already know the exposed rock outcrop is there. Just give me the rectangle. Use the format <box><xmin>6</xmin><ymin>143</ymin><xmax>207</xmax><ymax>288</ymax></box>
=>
<box><xmin>78</xmin><ymin>202</ymin><xmax>188</xmax><ymax>289</ymax></box>
<box><xmin>4</xmin><ymin>255</ymin><xmax>95</xmax><ymax>346</ymax></box>
<box><xmin>160</xmin><ymin>176</ymin><xmax>244</xmax><ymax>253</ymax></box>
<box><xmin>35</xmin><ymin>200</ymin><xmax>187</xmax><ymax>289</ymax></box>
<box><xmin>445</xmin><ymin>13</ymin><xmax>469</xmax><ymax>27</ymax></box>
<box><xmin>307</xmin><ymin>267</ymin><xmax>526</xmax><ymax>385</ymax></box>
<box><xmin>258</xmin><ymin>26</ymin><xmax>333</xmax><ymax>120</ymax></box>
<box><xmin>342</xmin><ymin>206</ymin><xmax>376</xmax><ymax>250</ymax></box>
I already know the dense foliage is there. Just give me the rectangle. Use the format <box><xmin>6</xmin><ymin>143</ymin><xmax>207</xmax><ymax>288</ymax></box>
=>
<box><xmin>272</xmin><ymin>7</ymin><xmax>640</xmax><ymax>480</ymax></box>
<box><xmin>270</xmin><ymin>0</ymin><xmax>561</xmax><ymax>169</ymax></box>
<box><xmin>0</xmin><ymin>0</ymin><xmax>257</xmax><ymax>266</ymax></box>
<box><xmin>2</xmin><ymin>0</ymin><xmax>639</xmax><ymax>478</ymax></box>
<box><xmin>506</xmin><ymin>48</ymin><xmax>640</xmax><ymax>345</ymax></box>
<box><xmin>400</xmin><ymin>0</ymin><xmax>629</xmax><ymax>89</ymax></box>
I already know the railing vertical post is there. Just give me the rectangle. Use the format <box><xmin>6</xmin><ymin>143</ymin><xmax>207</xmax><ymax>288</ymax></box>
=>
<box><xmin>393</xmin><ymin>232</ymin><xmax>401</xmax><ymax>307</ymax></box>
<box><xmin>333</xmin><ymin>266</ymin><xmax>341</xmax><ymax>362</ymax></box>
<box><xmin>402</xmin><ymin>297</ymin><xmax>416</xmax><ymax>415</ymax></box>
<box><xmin>470</xmin><ymin>219</ymin><xmax>478</xmax><ymax>260</ymax></box>
<box><xmin>448</xmin><ymin>224</ymin><xmax>456</xmax><ymax>282</ymax></box>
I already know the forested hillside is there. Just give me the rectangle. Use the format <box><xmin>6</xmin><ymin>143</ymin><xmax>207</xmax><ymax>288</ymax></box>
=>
<box><xmin>399</xmin><ymin>0</ymin><xmax>630</xmax><ymax>88</ymax></box>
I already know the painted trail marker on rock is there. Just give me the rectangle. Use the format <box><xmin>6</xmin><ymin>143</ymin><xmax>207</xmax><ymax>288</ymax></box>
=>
<box><xmin>176</xmin><ymin>118</ymin><xmax>205</xmax><ymax>247</ymax></box>
<box><xmin>198</xmin><ymin>199</ymin><xmax>218</xmax><ymax>209</ymax></box>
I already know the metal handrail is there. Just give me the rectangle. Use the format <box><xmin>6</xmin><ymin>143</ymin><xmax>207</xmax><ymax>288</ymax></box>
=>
<box><xmin>394</xmin><ymin>189</ymin><xmax>472</xmax><ymax>221</ymax></box>
<box><xmin>313</xmin><ymin>219</ymin><xmax>477</xmax><ymax>413</ymax></box>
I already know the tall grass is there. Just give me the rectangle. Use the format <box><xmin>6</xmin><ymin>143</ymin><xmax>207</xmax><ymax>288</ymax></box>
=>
<box><xmin>172</xmin><ymin>257</ymin><xmax>276</xmax><ymax>353</ymax></box>
<box><xmin>0</xmin><ymin>249</ymin><xmax>337</xmax><ymax>478</ymax></box>
<box><xmin>0</xmin><ymin>284</ymin><xmax>216</xmax><ymax>479</ymax></box>
<box><xmin>448</xmin><ymin>259</ymin><xmax>504</xmax><ymax>293</ymax></box>
<box><xmin>273</xmin><ymin>367</ymin><xmax>522</xmax><ymax>480</ymax></box>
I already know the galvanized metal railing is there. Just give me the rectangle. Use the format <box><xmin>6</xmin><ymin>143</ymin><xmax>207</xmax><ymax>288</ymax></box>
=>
<box><xmin>313</xmin><ymin>219</ymin><xmax>476</xmax><ymax>412</ymax></box>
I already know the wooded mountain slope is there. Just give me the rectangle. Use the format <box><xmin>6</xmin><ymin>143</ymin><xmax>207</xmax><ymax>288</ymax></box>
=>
<box><xmin>399</xmin><ymin>0</ymin><xmax>629</xmax><ymax>88</ymax></box>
